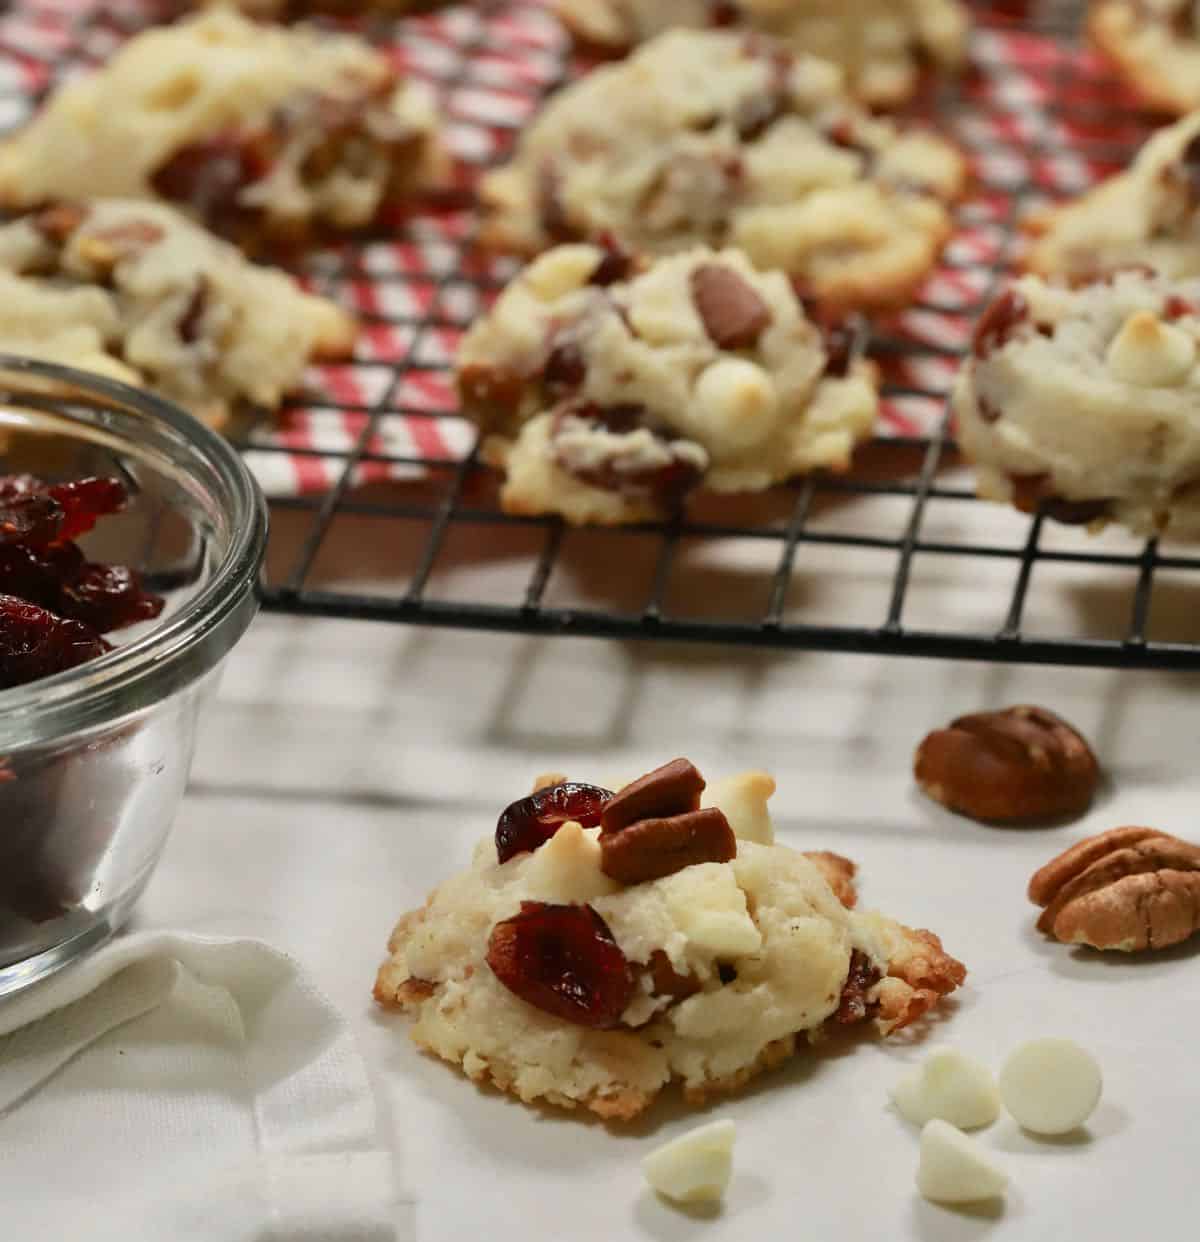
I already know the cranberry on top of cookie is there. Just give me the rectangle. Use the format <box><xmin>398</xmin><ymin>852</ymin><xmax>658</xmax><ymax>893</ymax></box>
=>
<box><xmin>374</xmin><ymin>760</ymin><xmax>965</xmax><ymax>1121</ymax></box>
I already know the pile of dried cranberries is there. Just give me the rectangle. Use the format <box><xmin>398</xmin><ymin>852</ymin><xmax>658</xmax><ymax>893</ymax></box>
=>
<box><xmin>0</xmin><ymin>473</ymin><xmax>163</xmax><ymax>689</ymax></box>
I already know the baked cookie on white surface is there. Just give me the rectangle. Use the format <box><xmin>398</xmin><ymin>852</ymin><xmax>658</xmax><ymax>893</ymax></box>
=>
<box><xmin>555</xmin><ymin>0</ymin><xmax>969</xmax><ymax>108</ymax></box>
<box><xmin>374</xmin><ymin>760</ymin><xmax>966</xmax><ymax>1120</ymax></box>
<box><xmin>1090</xmin><ymin>0</ymin><xmax>1200</xmax><ymax>115</ymax></box>
<box><xmin>953</xmin><ymin>270</ymin><xmax>1200</xmax><ymax>538</ymax></box>
<box><xmin>1024</xmin><ymin>112</ymin><xmax>1200</xmax><ymax>282</ymax></box>
<box><xmin>0</xmin><ymin>9</ymin><xmax>445</xmax><ymax>245</ymax></box>
<box><xmin>456</xmin><ymin>242</ymin><xmax>879</xmax><ymax>524</ymax></box>
<box><xmin>480</xmin><ymin>30</ymin><xmax>966</xmax><ymax>313</ymax></box>
<box><xmin>0</xmin><ymin>201</ymin><xmax>355</xmax><ymax>426</ymax></box>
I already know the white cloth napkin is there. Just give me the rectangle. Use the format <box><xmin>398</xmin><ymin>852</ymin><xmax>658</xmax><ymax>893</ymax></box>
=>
<box><xmin>0</xmin><ymin>931</ymin><xmax>399</xmax><ymax>1242</ymax></box>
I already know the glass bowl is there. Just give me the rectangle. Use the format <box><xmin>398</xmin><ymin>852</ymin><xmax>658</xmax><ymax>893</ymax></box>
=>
<box><xmin>0</xmin><ymin>357</ymin><xmax>267</xmax><ymax>997</ymax></box>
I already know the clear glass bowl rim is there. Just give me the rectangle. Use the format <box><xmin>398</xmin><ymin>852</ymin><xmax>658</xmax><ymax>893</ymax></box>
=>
<box><xmin>0</xmin><ymin>356</ymin><xmax>268</xmax><ymax>747</ymax></box>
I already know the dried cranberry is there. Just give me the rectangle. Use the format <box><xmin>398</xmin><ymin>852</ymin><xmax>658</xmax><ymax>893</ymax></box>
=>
<box><xmin>971</xmin><ymin>288</ymin><xmax>1029</xmax><ymax>360</ymax></box>
<box><xmin>589</xmin><ymin>234</ymin><xmax>634</xmax><ymax>287</ymax></box>
<box><xmin>47</xmin><ymin>477</ymin><xmax>127</xmax><ymax>542</ymax></box>
<box><xmin>177</xmin><ymin>280</ymin><xmax>209</xmax><ymax>344</ymax></box>
<box><xmin>0</xmin><ymin>540</ymin><xmax>161</xmax><ymax>632</ymax></box>
<box><xmin>152</xmin><ymin>134</ymin><xmax>269</xmax><ymax>217</ymax></box>
<box><xmin>496</xmin><ymin>781</ymin><xmax>613</xmax><ymax>863</ymax></box>
<box><xmin>708</xmin><ymin>0</ymin><xmax>741</xmax><ymax>24</ymax></box>
<box><xmin>0</xmin><ymin>594</ymin><xmax>110</xmax><ymax>690</ymax></box>
<box><xmin>822</xmin><ymin>321</ymin><xmax>855</xmax><ymax>378</ymax></box>
<box><xmin>1178</xmin><ymin>134</ymin><xmax>1200</xmax><ymax>201</ymax></box>
<box><xmin>834</xmin><ymin>949</ymin><xmax>881</xmax><ymax>1024</ymax></box>
<box><xmin>541</xmin><ymin>341</ymin><xmax>587</xmax><ymax>396</ymax></box>
<box><xmin>978</xmin><ymin>395</ymin><xmax>1002</xmax><ymax>424</ymax></box>
<box><xmin>1165</xmin><ymin>294</ymin><xmax>1197</xmax><ymax>319</ymax></box>
<box><xmin>0</xmin><ymin>475</ymin><xmax>125</xmax><ymax>546</ymax></box>
<box><xmin>486</xmin><ymin>901</ymin><xmax>634</xmax><ymax>1028</ymax></box>
<box><xmin>58</xmin><ymin>563</ymin><xmax>164</xmax><ymax>632</ymax></box>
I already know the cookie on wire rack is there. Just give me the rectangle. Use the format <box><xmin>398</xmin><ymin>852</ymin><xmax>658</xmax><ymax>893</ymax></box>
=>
<box><xmin>555</xmin><ymin>0</ymin><xmax>970</xmax><ymax>109</ymax></box>
<box><xmin>0</xmin><ymin>200</ymin><xmax>355</xmax><ymax>428</ymax></box>
<box><xmin>1023</xmin><ymin>112</ymin><xmax>1200</xmax><ymax>282</ymax></box>
<box><xmin>479</xmin><ymin>29</ymin><xmax>967</xmax><ymax>315</ymax></box>
<box><xmin>374</xmin><ymin>762</ymin><xmax>965</xmax><ymax>1120</ymax></box>
<box><xmin>953</xmin><ymin>269</ymin><xmax>1200</xmax><ymax>539</ymax></box>
<box><xmin>0</xmin><ymin>8</ymin><xmax>446</xmax><ymax>247</ymax></box>
<box><xmin>456</xmin><ymin>241</ymin><xmax>879</xmax><ymax>525</ymax></box>
<box><xmin>1090</xmin><ymin>0</ymin><xmax>1200</xmax><ymax>115</ymax></box>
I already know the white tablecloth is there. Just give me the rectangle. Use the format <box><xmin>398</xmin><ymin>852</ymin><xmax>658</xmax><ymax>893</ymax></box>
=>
<box><xmin>123</xmin><ymin>604</ymin><xmax>1200</xmax><ymax>1242</ymax></box>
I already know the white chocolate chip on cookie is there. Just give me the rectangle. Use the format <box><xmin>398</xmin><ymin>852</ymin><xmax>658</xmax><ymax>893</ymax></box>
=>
<box><xmin>642</xmin><ymin>1119</ymin><xmax>736</xmax><ymax>1205</ymax></box>
<box><xmin>693</xmin><ymin>359</ymin><xmax>780</xmax><ymax>449</ymax></box>
<box><xmin>1106</xmin><ymin>310</ymin><xmax>1196</xmax><ymax>386</ymax></box>
<box><xmin>916</xmin><ymin>1120</ymin><xmax>1008</xmax><ymax>1204</ymax></box>
<box><xmin>999</xmin><ymin>1038</ymin><xmax>1102</xmax><ymax>1135</ymax></box>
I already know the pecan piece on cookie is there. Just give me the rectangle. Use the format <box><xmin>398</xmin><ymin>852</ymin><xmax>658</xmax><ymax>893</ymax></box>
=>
<box><xmin>1029</xmin><ymin>826</ymin><xmax>1200</xmax><ymax>951</ymax></box>
<box><xmin>690</xmin><ymin>263</ymin><xmax>772</xmax><ymax>349</ymax></box>
<box><xmin>914</xmin><ymin>705</ymin><xmax>1099</xmax><ymax>823</ymax></box>
<box><xmin>600</xmin><ymin>807</ymin><xmax>737</xmax><ymax>885</ymax></box>
<box><xmin>601</xmin><ymin>758</ymin><xmax>706</xmax><ymax>833</ymax></box>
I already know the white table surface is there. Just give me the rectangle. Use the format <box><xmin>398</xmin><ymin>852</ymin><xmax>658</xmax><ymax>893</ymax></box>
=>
<box><xmin>131</xmin><ymin>587</ymin><xmax>1200</xmax><ymax>1241</ymax></box>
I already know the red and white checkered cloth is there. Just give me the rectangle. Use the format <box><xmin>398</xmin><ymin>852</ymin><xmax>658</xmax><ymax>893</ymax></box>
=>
<box><xmin>0</xmin><ymin>0</ymin><xmax>1165</xmax><ymax>495</ymax></box>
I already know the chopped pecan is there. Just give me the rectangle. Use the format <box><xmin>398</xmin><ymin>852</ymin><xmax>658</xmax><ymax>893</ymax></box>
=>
<box><xmin>601</xmin><ymin>758</ymin><xmax>706</xmax><ymax>833</ymax></box>
<box><xmin>457</xmin><ymin>362</ymin><xmax>526</xmax><ymax>424</ymax></box>
<box><xmin>915</xmin><ymin>705</ymin><xmax>1099</xmax><ymax>823</ymax></box>
<box><xmin>690</xmin><ymin>264</ymin><xmax>772</xmax><ymax>349</ymax></box>
<box><xmin>972</xmin><ymin>288</ymin><xmax>1030</xmax><ymax>360</ymax></box>
<box><xmin>600</xmin><ymin>807</ymin><xmax>736</xmax><ymax>885</ymax></box>
<box><xmin>1029</xmin><ymin>826</ymin><xmax>1200</xmax><ymax>951</ymax></box>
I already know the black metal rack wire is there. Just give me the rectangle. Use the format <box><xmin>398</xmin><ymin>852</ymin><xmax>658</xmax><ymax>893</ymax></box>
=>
<box><xmin>2</xmin><ymin>0</ymin><xmax>1199</xmax><ymax>668</ymax></box>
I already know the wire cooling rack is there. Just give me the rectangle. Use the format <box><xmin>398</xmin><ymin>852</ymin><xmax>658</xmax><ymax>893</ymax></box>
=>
<box><xmin>1</xmin><ymin>0</ymin><xmax>1199</xmax><ymax>668</ymax></box>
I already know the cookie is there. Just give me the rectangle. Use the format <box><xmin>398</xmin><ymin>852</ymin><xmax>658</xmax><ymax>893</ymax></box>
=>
<box><xmin>1090</xmin><ymin>0</ymin><xmax>1200</xmax><ymax>115</ymax></box>
<box><xmin>953</xmin><ymin>269</ymin><xmax>1200</xmax><ymax>539</ymax></box>
<box><xmin>457</xmin><ymin>242</ymin><xmax>879</xmax><ymax>524</ymax></box>
<box><xmin>0</xmin><ymin>9</ymin><xmax>445</xmax><ymax>245</ymax></box>
<box><xmin>190</xmin><ymin>0</ymin><xmax>442</xmax><ymax>12</ymax></box>
<box><xmin>0</xmin><ymin>201</ymin><xmax>355</xmax><ymax>427</ymax></box>
<box><xmin>480</xmin><ymin>30</ymin><xmax>966</xmax><ymax>313</ymax></box>
<box><xmin>555</xmin><ymin>0</ymin><xmax>969</xmax><ymax>108</ymax></box>
<box><xmin>374</xmin><ymin>761</ymin><xmax>966</xmax><ymax>1120</ymax></box>
<box><xmin>1024</xmin><ymin>112</ymin><xmax>1200</xmax><ymax>282</ymax></box>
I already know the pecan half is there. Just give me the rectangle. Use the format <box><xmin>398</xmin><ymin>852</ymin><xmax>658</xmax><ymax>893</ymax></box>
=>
<box><xmin>1029</xmin><ymin>826</ymin><xmax>1200</xmax><ymax>951</ymax></box>
<box><xmin>600</xmin><ymin>758</ymin><xmax>705</xmax><ymax>833</ymax></box>
<box><xmin>600</xmin><ymin>807</ymin><xmax>736</xmax><ymax>885</ymax></box>
<box><xmin>915</xmin><ymin>705</ymin><xmax>1099</xmax><ymax>823</ymax></box>
<box><xmin>690</xmin><ymin>264</ymin><xmax>772</xmax><ymax>350</ymax></box>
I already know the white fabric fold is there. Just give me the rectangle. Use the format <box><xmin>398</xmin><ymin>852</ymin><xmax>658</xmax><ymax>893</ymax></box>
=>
<box><xmin>0</xmin><ymin>931</ymin><xmax>399</xmax><ymax>1242</ymax></box>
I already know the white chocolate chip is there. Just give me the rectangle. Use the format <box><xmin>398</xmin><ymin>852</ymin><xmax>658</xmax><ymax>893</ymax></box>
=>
<box><xmin>522</xmin><ymin>821</ymin><xmax>619</xmax><ymax>903</ymax></box>
<box><xmin>916</xmin><ymin>1120</ymin><xmax>1008</xmax><ymax>1204</ymax></box>
<box><xmin>1105</xmin><ymin>309</ymin><xmax>1196</xmax><ymax>387</ymax></box>
<box><xmin>642</xmin><ymin>1119</ymin><xmax>736</xmax><ymax>1205</ymax></box>
<box><xmin>702</xmin><ymin>771</ymin><xmax>776</xmax><ymax>844</ymax></box>
<box><xmin>890</xmin><ymin>1047</ymin><xmax>1001</xmax><ymax>1130</ymax></box>
<box><xmin>999</xmin><ymin>1038</ymin><xmax>1102</xmax><ymax>1135</ymax></box>
<box><xmin>666</xmin><ymin>865</ymin><xmax>762</xmax><ymax>957</ymax></box>
<box><xmin>693</xmin><ymin>358</ymin><xmax>779</xmax><ymax>448</ymax></box>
